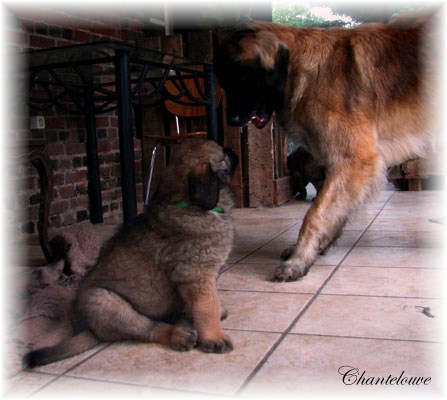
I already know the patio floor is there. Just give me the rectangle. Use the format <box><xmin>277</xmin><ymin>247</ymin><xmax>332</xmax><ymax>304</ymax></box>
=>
<box><xmin>2</xmin><ymin>187</ymin><xmax>445</xmax><ymax>398</ymax></box>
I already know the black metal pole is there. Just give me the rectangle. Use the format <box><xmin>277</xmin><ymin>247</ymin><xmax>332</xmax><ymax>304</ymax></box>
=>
<box><xmin>84</xmin><ymin>86</ymin><xmax>104</xmax><ymax>223</ymax></box>
<box><xmin>204</xmin><ymin>64</ymin><xmax>219</xmax><ymax>143</ymax></box>
<box><xmin>30</xmin><ymin>148</ymin><xmax>54</xmax><ymax>262</ymax></box>
<box><xmin>115</xmin><ymin>49</ymin><xmax>137</xmax><ymax>222</ymax></box>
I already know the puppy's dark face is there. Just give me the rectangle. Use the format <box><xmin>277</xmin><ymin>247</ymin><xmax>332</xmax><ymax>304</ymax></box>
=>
<box><xmin>188</xmin><ymin>146</ymin><xmax>238</xmax><ymax>210</ymax></box>
<box><xmin>158</xmin><ymin>139</ymin><xmax>238</xmax><ymax>211</ymax></box>
<box><xmin>214</xmin><ymin>28</ymin><xmax>289</xmax><ymax>129</ymax></box>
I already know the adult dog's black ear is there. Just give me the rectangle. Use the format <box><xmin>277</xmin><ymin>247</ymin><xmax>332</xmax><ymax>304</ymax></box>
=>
<box><xmin>189</xmin><ymin>163</ymin><xmax>219</xmax><ymax>210</ymax></box>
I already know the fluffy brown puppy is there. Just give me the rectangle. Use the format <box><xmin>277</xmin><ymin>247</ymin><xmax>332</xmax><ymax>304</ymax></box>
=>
<box><xmin>214</xmin><ymin>15</ymin><xmax>438</xmax><ymax>281</ymax></box>
<box><xmin>24</xmin><ymin>139</ymin><xmax>238</xmax><ymax>367</ymax></box>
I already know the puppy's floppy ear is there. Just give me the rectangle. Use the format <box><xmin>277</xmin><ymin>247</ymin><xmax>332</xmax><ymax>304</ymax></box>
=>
<box><xmin>188</xmin><ymin>163</ymin><xmax>219</xmax><ymax>210</ymax></box>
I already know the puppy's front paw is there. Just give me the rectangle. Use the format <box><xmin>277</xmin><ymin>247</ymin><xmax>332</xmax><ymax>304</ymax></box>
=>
<box><xmin>169</xmin><ymin>325</ymin><xmax>198</xmax><ymax>351</ymax></box>
<box><xmin>274</xmin><ymin>258</ymin><xmax>309</xmax><ymax>282</ymax></box>
<box><xmin>199</xmin><ymin>331</ymin><xmax>233</xmax><ymax>354</ymax></box>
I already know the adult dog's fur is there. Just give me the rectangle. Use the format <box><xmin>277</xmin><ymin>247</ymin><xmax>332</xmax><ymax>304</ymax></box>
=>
<box><xmin>24</xmin><ymin>139</ymin><xmax>238</xmax><ymax>367</ymax></box>
<box><xmin>215</xmin><ymin>15</ymin><xmax>438</xmax><ymax>281</ymax></box>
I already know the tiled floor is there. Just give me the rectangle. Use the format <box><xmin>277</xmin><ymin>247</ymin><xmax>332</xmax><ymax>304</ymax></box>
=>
<box><xmin>3</xmin><ymin>187</ymin><xmax>445</xmax><ymax>398</ymax></box>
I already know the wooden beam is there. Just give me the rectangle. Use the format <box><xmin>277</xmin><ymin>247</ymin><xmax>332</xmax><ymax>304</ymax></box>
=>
<box><xmin>274</xmin><ymin>176</ymin><xmax>293</xmax><ymax>205</ymax></box>
<box><xmin>247</xmin><ymin>121</ymin><xmax>275</xmax><ymax>207</ymax></box>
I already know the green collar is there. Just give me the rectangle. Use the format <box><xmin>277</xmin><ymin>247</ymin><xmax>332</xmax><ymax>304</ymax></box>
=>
<box><xmin>172</xmin><ymin>201</ymin><xmax>224</xmax><ymax>214</ymax></box>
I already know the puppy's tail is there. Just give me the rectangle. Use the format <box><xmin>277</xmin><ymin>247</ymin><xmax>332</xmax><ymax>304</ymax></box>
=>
<box><xmin>22</xmin><ymin>330</ymin><xmax>99</xmax><ymax>368</ymax></box>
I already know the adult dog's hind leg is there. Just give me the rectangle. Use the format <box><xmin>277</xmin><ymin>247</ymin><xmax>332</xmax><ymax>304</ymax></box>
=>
<box><xmin>275</xmin><ymin>150</ymin><xmax>382</xmax><ymax>282</ymax></box>
<box><xmin>79</xmin><ymin>288</ymin><xmax>197</xmax><ymax>351</ymax></box>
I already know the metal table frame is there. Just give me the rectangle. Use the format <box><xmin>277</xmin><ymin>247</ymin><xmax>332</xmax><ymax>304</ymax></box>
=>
<box><xmin>24</xmin><ymin>41</ymin><xmax>218</xmax><ymax>223</ymax></box>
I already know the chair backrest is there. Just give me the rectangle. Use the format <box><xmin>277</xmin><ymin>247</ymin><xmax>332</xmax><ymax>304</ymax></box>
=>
<box><xmin>164</xmin><ymin>77</ymin><xmax>222</xmax><ymax>118</ymax></box>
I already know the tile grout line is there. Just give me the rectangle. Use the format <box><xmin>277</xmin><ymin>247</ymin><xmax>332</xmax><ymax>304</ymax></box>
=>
<box><xmin>224</xmin><ymin>219</ymin><xmax>305</xmax><ymax>272</ymax></box>
<box><xmin>24</xmin><ymin>374</ymin><xmax>62</xmax><ymax>398</ymax></box>
<box><xmin>60</xmin><ymin>343</ymin><xmax>113</xmax><ymax>376</ymax></box>
<box><xmin>320</xmin><ymin>264</ymin><xmax>443</xmax><ymax>270</ymax></box>
<box><xmin>223</xmin><ymin>328</ymin><xmax>443</xmax><ymax>345</ymax></box>
<box><xmin>29</xmin><ymin>343</ymin><xmax>113</xmax><ymax>396</ymax></box>
<box><xmin>287</xmin><ymin>331</ymin><xmax>443</xmax><ymax>344</ymax></box>
<box><xmin>218</xmin><ymin>287</ymin><xmax>442</xmax><ymax>300</ymax></box>
<box><xmin>30</xmin><ymin>372</ymin><xmax>191</xmax><ymax>397</ymax></box>
<box><xmin>235</xmin><ymin>191</ymin><xmax>395</xmax><ymax>395</ymax></box>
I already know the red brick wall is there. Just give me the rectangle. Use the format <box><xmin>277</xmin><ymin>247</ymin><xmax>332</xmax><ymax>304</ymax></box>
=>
<box><xmin>7</xmin><ymin>7</ymin><xmax>150</xmax><ymax>239</ymax></box>
<box><xmin>7</xmin><ymin>6</ymin><xmax>148</xmax><ymax>50</ymax></box>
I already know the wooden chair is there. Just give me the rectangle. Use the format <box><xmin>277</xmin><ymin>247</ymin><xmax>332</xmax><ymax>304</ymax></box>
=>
<box><xmin>10</xmin><ymin>139</ymin><xmax>54</xmax><ymax>263</ymax></box>
<box><xmin>144</xmin><ymin>76</ymin><xmax>222</xmax><ymax>205</ymax></box>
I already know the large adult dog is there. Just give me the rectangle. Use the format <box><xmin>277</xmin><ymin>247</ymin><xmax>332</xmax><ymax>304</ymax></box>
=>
<box><xmin>215</xmin><ymin>15</ymin><xmax>438</xmax><ymax>281</ymax></box>
<box><xmin>24</xmin><ymin>139</ymin><xmax>238</xmax><ymax>367</ymax></box>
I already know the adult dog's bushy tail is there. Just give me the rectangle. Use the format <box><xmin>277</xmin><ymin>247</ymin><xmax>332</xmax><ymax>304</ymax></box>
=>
<box><xmin>23</xmin><ymin>331</ymin><xmax>99</xmax><ymax>368</ymax></box>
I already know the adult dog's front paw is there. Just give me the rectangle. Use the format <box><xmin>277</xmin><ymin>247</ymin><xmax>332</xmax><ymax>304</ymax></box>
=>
<box><xmin>274</xmin><ymin>258</ymin><xmax>309</xmax><ymax>282</ymax></box>
<box><xmin>198</xmin><ymin>331</ymin><xmax>233</xmax><ymax>354</ymax></box>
